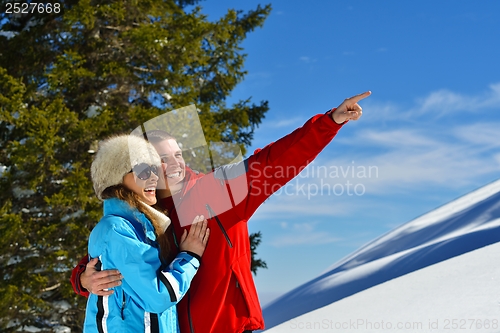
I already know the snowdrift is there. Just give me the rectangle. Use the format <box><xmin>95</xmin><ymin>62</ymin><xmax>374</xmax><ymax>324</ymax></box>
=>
<box><xmin>265</xmin><ymin>241</ymin><xmax>500</xmax><ymax>332</ymax></box>
<box><xmin>262</xmin><ymin>179</ymin><xmax>500</xmax><ymax>330</ymax></box>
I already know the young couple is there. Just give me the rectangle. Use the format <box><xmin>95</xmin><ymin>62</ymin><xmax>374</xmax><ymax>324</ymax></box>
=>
<box><xmin>76</xmin><ymin>91</ymin><xmax>371</xmax><ymax>333</ymax></box>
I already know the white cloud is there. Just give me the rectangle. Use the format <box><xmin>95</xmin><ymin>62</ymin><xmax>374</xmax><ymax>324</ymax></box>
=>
<box><xmin>326</xmin><ymin>84</ymin><xmax>500</xmax><ymax>193</ymax></box>
<box><xmin>320</xmin><ymin>135</ymin><xmax>500</xmax><ymax>194</ymax></box>
<box><xmin>359</xmin><ymin>83</ymin><xmax>500</xmax><ymax>122</ymax></box>
<box><xmin>272</xmin><ymin>116</ymin><xmax>304</xmax><ymax>128</ymax></box>
<box><xmin>414</xmin><ymin>82</ymin><xmax>500</xmax><ymax>116</ymax></box>
<box><xmin>249</xmin><ymin>84</ymin><xmax>500</xmax><ymax>227</ymax></box>
<box><xmin>271</xmin><ymin>221</ymin><xmax>341</xmax><ymax>247</ymax></box>
<box><xmin>299</xmin><ymin>56</ymin><xmax>316</xmax><ymax>63</ymax></box>
<box><xmin>254</xmin><ymin>195</ymin><xmax>354</xmax><ymax>219</ymax></box>
<box><xmin>289</xmin><ymin>222</ymin><xmax>314</xmax><ymax>233</ymax></box>
<box><xmin>452</xmin><ymin>122</ymin><xmax>500</xmax><ymax>148</ymax></box>
<box><xmin>418</xmin><ymin>89</ymin><xmax>466</xmax><ymax>114</ymax></box>
<box><xmin>356</xmin><ymin>129</ymin><xmax>439</xmax><ymax>148</ymax></box>
<box><xmin>354</xmin><ymin>100</ymin><xmax>411</xmax><ymax>123</ymax></box>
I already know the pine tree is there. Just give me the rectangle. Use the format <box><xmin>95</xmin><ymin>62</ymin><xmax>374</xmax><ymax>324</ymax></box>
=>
<box><xmin>250</xmin><ymin>231</ymin><xmax>268</xmax><ymax>275</ymax></box>
<box><xmin>0</xmin><ymin>1</ymin><xmax>270</xmax><ymax>331</ymax></box>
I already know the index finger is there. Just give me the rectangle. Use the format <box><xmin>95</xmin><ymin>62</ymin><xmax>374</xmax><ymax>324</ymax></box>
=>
<box><xmin>348</xmin><ymin>91</ymin><xmax>371</xmax><ymax>103</ymax></box>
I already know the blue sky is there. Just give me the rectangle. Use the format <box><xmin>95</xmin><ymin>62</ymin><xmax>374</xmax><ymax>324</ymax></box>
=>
<box><xmin>199</xmin><ymin>1</ymin><xmax>500</xmax><ymax>305</ymax></box>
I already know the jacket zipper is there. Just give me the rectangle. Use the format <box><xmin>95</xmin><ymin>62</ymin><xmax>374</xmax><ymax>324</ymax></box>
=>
<box><xmin>121</xmin><ymin>291</ymin><xmax>126</xmax><ymax>319</ymax></box>
<box><xmin>205</xmin><ymin>203</ymin><xmax>233</xmax><ymax>248</ymax></box>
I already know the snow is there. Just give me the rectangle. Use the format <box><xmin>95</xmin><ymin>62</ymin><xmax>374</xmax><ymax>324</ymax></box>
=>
<box><xmin>265</xmin><ymin>242</ymin><xmax>500</xmax><ymax>333</ymax></box>
<box><xmin>0</xmin><ymin>31</ymin><xmax>18</xmax><ymax>39</ymax></box>
<box><xmin>85</xmin><ymin>105</ymin><xmax>101</xmax><ymax>118</ymax></box>
<box><xmin>16</xmin><ymin>326</ymin><xmax>42</xmax><ymax>332</ymax></box>
<box><xmin>262</xmin><ymin>178</ymin><xmax>500</xmax><ymax>331</ymax></box>
<box><xmin>53</xmin><ymin>327</ymin><xmax>70</xmax><ymax>333</ymax></box>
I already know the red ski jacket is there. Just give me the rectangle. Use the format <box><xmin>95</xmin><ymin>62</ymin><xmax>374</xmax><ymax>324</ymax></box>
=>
<box><xmin>71</xmin><ymin>111</ymin><xmax>344</xmax><ymax>332</ymax></box>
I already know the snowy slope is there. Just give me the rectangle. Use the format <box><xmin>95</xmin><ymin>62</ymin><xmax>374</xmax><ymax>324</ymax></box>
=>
<box><xmin>265</xmin><ymin>241</ymin><xmax>500</xmax><ymax>333</ymax></box>
<box><xmin>262</xmin><ymin>178</ymin><xmax>500</xmax><ymax>330</ymax></box>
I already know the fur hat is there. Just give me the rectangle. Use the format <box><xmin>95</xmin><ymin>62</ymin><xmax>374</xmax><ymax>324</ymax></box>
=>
<box><xmin>91</xmin><ymin>134</ymin><xmax>161</xmax><ymax>200</ymax></box>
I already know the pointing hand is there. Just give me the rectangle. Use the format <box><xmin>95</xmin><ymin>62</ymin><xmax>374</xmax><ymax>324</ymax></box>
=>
<box><xmin>331</xmin><ymin>91</ymin><xmax>371</xmax><ymax>124</ymax></box>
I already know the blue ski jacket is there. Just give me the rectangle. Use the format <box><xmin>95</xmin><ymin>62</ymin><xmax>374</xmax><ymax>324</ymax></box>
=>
<box><xmin>83</xmin><ymin>198</ymin><xmax>200</xmax><ymax>333</ymax></box>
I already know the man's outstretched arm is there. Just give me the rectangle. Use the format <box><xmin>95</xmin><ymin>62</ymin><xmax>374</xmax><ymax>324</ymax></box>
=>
<box><xmin>231</xmin><ymin>91</ymin><xmax>372</xmax><ymax>220</ymax></box>
<box><xmin>70</xmin><ymin>255</ymin><xmax>122</xmax><ymax>297</ymax></box>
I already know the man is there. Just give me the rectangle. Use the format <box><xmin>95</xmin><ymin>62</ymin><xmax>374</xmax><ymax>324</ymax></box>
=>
<box><xmin>71</xmin><ymin>91</ymin><xmax>371</xmax><ymax>332</ymax></box>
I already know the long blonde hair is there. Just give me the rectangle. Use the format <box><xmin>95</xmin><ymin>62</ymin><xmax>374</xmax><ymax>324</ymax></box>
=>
<box><xmin>101</xmin><ymin>184</ymin><xmax>173</xmax><ymax>263</ymax></box>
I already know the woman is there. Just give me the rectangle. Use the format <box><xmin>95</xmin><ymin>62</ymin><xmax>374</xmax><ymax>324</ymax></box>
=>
<box><xmin>83</xmin><ymin>134</ymin><xmax>209</xmax><ymax>333</ymax></box>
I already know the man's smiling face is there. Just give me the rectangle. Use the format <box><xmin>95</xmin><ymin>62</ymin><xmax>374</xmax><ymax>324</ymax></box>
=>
<box><xmin>152</xmin><ymin>138</ymin><xmax>186</xmax><ymax>196</ymax></box>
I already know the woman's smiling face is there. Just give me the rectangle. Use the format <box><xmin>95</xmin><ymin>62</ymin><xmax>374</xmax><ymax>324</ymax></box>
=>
<box><xmin>123</xmin><ymin>167</ymin><xmax>159</xmax><ymax>205</ymax></box>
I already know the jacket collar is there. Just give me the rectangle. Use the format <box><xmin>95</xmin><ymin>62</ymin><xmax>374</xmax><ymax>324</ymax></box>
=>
<box><xmin>180</xmin><ymin>166</ymin><xmax>204</xmax><ymax>196</ymax></box>
<box><xmin>159</xmin><ymin>167</ymin><xmax>204</xmax><ymax>209</ymax></box>
<box><xmin>103</xmin><ymin>198</ymin><xmax>157</xmax><ymax>242</ymax></box>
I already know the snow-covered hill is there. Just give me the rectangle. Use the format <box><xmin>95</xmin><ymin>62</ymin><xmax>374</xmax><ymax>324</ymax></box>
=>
<box><xmin>265</xmin><ymin>242</ymin><xmax>500</xmax><ymax>332</ymax></box>
<box><xmin>262</xmin><ymin>179</ymin><xmax>500</xmax><ymax>331</ymax></box>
